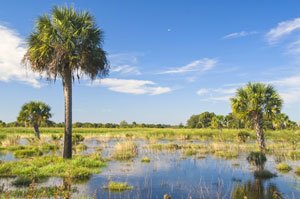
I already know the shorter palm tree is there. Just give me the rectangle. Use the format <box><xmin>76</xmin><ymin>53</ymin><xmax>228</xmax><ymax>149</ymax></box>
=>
<box><xmin>231</xmin><ymin>83</ymin><xmax>282</xmax><ymax>152</ymax></box>
<box><xmin>17</xmin><ymin>101</ymin><xmax>52</xmax><ymax>139</ymax></box>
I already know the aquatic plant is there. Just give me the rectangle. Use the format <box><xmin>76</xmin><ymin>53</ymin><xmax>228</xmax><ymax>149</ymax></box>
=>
<box><xmin>295</xmin><ymin>167</ymin><xmax>300</xmax><ymax>175</ymax></box>
<box><xmin>13</xmin><ymin>148</ymin><xmax>43</xmax><ymax>158</ymax></box>
<box><xmin>247</xmin><ymin>152</ymin><xmax>267</xmax><ymax>167</ymax></box>
<box><xmin>0</xmin><ymin>154</ymin><xmax>106</xmax><ymax>180</ymax></box>
<box><xmin>149</xmin><ymin>143</ymin><xmax>180</xmax><ymax>151</ymax></box>
<box><xmin>112</xmin><ymin>142</ymin><xmax>137</xmax><ymax>161</ymax></box>
<box><xmin>276</xmin><ymin>163</ymin><xmax>292</xmax><ymax>172</ymax></box>
<box><xmin>141</xmin><ymin>157</ymin><xmax>151</xmax><ymax>163</ymax></box>
<box><xmin>214</xmin><ymin>150</ymin><xmax>239</xmax><ymax>159</ymax></box>
<box><xmin>287</xmin><ymin>151</ymin><xmax>300</xmax><ymax>160</ymax></box>
<box><xmin>106</xmin><ymin>181</ymin><xmax>133</xmax><ymax>192</ymax></box>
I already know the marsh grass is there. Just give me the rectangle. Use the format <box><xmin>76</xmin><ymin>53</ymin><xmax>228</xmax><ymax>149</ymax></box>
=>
<box><xmin>2</xmin><ymin>183</ymin><xmax>77</xmax><ymax>198</ymax></box>
<box><xmin>214</xmin><ymin>150</ymin><xmax>239</xmax><ymax>159</ymax></box>
<box><xmin>106</xmin><ymin>181</ymin><xmax>133</xmax><ymax>192</ymax></box>
<box><xmin>1</xmin><ymin>144</ymin><xmax>60</xmax><ymax>158</ymax></box>
<box><xmin>149</xmin><ymin>143</ymin><xmax>180</xmax><ymax>151</ymax></box>
<box><xmin>74</xmin><ymin>143</ymin><xmax>88</xmax><ymax>152</ymax></box>
<box><xmin>13</xmin><ymin>148</ymin><xmax>43</xmax><ymax>158</ymax></box>
<box><xmin>295</xmin><ymin>167</ymin><xmax>300</xmax><ymax>175</ymax></box>
<box><xmin>276</xmin><ymin>163</ymin><xmax>292</xmax><ymax>172</ymax></box>
<box><xmin>287</xmin><ymin>151</ymin><xmax>300</xmax><ymax>160</ymax></box>
<box><xmin>112</xmin><ymin>142</ymin><xmax>137</xmax><ymax>161</ymax></box>
<box><xmin>0</xmin><ymin>154</ymin><xmax>106</xmax><ymax>180</ymax></box>
<box><xmin>141</xmin><ymin>157</ymin><xmax>151</xmax><ymax>163</ymax></box>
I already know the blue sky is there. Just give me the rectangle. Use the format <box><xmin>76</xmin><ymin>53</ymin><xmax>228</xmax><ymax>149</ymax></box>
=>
<box><xmin>0</xmin><ymin>0</ymin><xmax>300</xmax><ymax>124</ymax></box>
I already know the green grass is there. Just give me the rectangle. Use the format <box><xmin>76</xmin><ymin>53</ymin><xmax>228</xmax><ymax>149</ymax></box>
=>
<box><xmin>112</xmin><ymin>142</ymin><xmax>137</xmax><ymax>161</ymax></box>
<box><xmin>13</xmin><ymin>148</ymin><xmax>43</xmax><ymax>158</ymax></box>
<box><xmin>0</xmin><ymin>127</ymin><xmax>299</xmax><ymax>143</ymax></box>
<box><xmin>149</xmin><ymin>143</ymin><xmax>180</xmax><ymax>151</ymax></box>
<box><xmin>214</xmin><ymin>150</ymin><xmax>239</xmax><ymax>159</ymax></box>
<box><xmin>276</xmin><ymin>163</ymin><xmax>292</xmax><ymax>172</ymax></box>
<box><xmin>0</xmin><ymin>154</ymin><xmax>106</xmax><ymax>180</ymax></box>
<box><xmin>107</xmin><ymin>181</ymin><xmax>133</xmax><ymax>192</ymax></box>
<box><xmin>295</xmin><ymin>167</ymin><xmax>300</xmax><ymax>175</ymax></box>
<box><xmin>287</xmin><ymin>151</ymin><xmax>300</xmax><ymax>160</ymax></box>
<box><xmin>141</xmin><ymin>157</ymin><xmax>151</xmax><ymax>163</ymax></box>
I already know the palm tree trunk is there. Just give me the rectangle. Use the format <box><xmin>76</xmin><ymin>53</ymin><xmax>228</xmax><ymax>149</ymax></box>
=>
<box><xmin>254</xmin><ymin>113</ymin><xmax>265</xmax><ymax>152</ymax></box>
<box><xmin>63</xmin><ymin>68</ymin><xmax>72</xmax><ymax>159</ymax></box>
<box><xmin>33</xmin><ymin>123</ymin><xmax>40</xmax><ymax>139</ymax></box>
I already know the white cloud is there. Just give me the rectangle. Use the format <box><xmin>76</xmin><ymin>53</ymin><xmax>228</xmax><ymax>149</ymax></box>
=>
<box><xmin>111</xmin><ymin>65</ymin><xmax>141</xmax><ymax>75</ymax></box>
<box><xmin>89</xmin><ymin>78</ymin><xmax>172</xmax><ymax>95</ymax></box>
<box><xmin>271</xmin><ymin>75</ymin><xmax>300</xmax><ymax>104</ymax></box>
<box><xmin>223</xmin><ymin>31</ymin><xmax>257</xmax><ymax>40</ymax></box>
<box><xmin>197</xmin><ymin>75</ymin><xmax>300</xmax><ymax>104</ymax></box>
<box><xmin>159</xmin><ymin>58</ymin><xmax>217</xmax><ymax>74</ymax></box>
<box><xmin>108</xmin><ymin>53</ymin><xmax>142</xmax><ymax>75</ymax></box>
<box><xmin>196</xmin><ymin>88</ymin><xmax>209</xmax><ymax>96</ymax></box>
<box><xmin>0</xmin><ymin>25</ymin><xmax>41</xmax><ymax>88</ymax></box>
<box><xmin>196</xmin><ymin>87</ymin><xmax>238</xmax><ymax>101</ymax></box>
<box><xmin>266</xmin><ymin>18</ymin><xmax>300</xmax><ymax>44</ymax></box>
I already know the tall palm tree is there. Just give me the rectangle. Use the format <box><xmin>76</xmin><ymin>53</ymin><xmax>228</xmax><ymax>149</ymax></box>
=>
<box><xmin>231</xmin><ymin>83</ymin><xmax>282</xmax><ymax>152</ymax></box>
<box><xmin>17</xmin><ymin>101</ymin><xmax>52</xmax><ymax>139</ymax></box>
<box><xmin>23</xmin><ymin>6</ymin><xmax>109</xmax><ymax>158</ymax></box>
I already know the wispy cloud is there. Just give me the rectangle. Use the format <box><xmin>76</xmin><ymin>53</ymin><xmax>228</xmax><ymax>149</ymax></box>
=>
<box><xmin>111</xmin><ymin>65</ymin><xmax>141</xmax><ymax>75</ymax></box>
<box><xmin>108</xmin><ymin>53</ymin><xmax>142</xmax><ymax>75</ymax></box>
<box><xmin>196</xmin><ymin>87</ymin><xmax>238</xmax><ymax>101</ymax></box>
<box><xmin>89</xmin><ymin>78</ymin><xmax>172</xmax><ymax>95</ymax></box>
<box><xmin>271</xmin><ymin>75</ymin><xmax>300</xmax><ymax>104</ymax></box>
<box><xmin>196</xmin><ymin>75</ymin><xmax>300</xmax><ymax>104</ymax></box>
<box><xmin>0</xmin><ymin>24</ymin><xmax>41</xmax><ymax>88</ymax></box>
<box><xmin>159</xmin><ymin>58</ymin><xmax>217</xmax><ymax>74</ymax></box>
<box><xmin>266</xmin><ymin>18</ymin><xmax>300</xmax><ymax>44</ymax></box>
<box><xmin>223</xmin><ymin>31</ymin><xmax>257</xmax><ymax>40</ymax></box>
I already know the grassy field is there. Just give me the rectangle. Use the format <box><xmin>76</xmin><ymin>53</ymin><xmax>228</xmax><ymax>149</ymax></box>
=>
<box><xmin>0</xmin><ymin>127</ymin><xmax>299</xmax><ymax>141</ymax></box>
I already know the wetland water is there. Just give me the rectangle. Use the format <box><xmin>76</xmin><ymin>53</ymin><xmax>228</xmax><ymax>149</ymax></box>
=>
<box><xmin>0</xmin><ymin>137</ymin><xmax>299</xmax><ymax>198</ymax></box>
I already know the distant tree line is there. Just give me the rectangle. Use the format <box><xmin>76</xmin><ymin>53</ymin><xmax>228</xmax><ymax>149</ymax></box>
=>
<box><xmin>187</xmin><ymin>111</ymin><xmax>298</xmax><ymax>130</ymax></box>
<box><xmin>0</xmin><ymin>120</ymin><xmax>180</xmax><ymax>129</ymax></box>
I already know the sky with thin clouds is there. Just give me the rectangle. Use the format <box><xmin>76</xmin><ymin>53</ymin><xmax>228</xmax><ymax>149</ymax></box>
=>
<box><xmin>0</xmin><ymin>0</ymin><xmax>300</xmax><ymax>124</ymax></box>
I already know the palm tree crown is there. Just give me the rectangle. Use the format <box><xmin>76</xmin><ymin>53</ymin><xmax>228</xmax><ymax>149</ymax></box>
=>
<box><xmin>23</xmin><ymin>6</ymin><xmax>109</xmax><ymax>80</ymax></box>
<box><xmin>17</xmin><ymin>101</ymin><xmax>52</xmax><ymax>139</ymax></box>
<box><xmin>231</xmin><ymin>83</ymin><xmax>282</xmax><ymax>123</ymax></box>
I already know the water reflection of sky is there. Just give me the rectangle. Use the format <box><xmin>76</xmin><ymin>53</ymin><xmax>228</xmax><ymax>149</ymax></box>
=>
<box><xmin>84</xmin><ymin>153</ymin><xmax>300</xmax><ymax>199</ymax></box>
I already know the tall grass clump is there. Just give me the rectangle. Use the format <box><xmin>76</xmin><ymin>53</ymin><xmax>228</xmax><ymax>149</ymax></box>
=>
<box><xmin>106</xmin><ymin>181</ymin><xmax>133</xmax><ymax>192</ymax></box>
<box><xmin>112</xmin><ymin>142</ymin><xmax>137</xmax><ymax>161</ymax></box>
<box><xmin>276</xmin><ymin>163</ymin><xmax>292</xmax><ymax>172</ymax></box>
